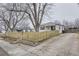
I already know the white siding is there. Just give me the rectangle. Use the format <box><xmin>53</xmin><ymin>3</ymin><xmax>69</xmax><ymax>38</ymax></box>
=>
<box><xmin>55</xmin><ymin>25</ymin><xmax>64</xmax><ymax>33</ymax></box>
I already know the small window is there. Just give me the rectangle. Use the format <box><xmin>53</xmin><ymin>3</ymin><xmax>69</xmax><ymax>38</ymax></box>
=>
<box><xmin>40</xmin><ymin>26</ymin><xmax>45</xmax><ymax>30</ymax></box>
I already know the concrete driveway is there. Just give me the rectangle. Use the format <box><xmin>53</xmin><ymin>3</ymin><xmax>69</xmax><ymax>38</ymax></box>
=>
<box><xmin>0</xmin><ymin>47</ymin><xmax>9</xmax><ymax>56</ymax></box>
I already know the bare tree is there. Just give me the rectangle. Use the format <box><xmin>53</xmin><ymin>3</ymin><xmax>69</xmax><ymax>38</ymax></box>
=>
<box><xmin>63</xmin><ymin>20</ymin><xmax>68</xmax><ymax>26</ymax></box>
<box><xmin>54</xmin><ymin>20</ymin><xmax>61</xmax><ymax>25</ymax></box>
<box><xmin>75</xmin><ymin>18</ymin><xmax>79</xmax><ymax>28</ymax></box>
<box><xmin>62</xmin><ymin>20</ymin><xmax>70</xmax><ymax>29</ymax></box>
<box><xmin>16</xmin><ymin>19</ymin><xmax>30</xmax><ymax>31</ymax></box>
<box><xmin>4</xmin><ymin>3</ymin><xmax>48</xmax><ymax>32</ymax></box>
<box><xmin>0</xmin><ymin>4</ymin><xmax>27</xmax><ymax>32</ymax></box>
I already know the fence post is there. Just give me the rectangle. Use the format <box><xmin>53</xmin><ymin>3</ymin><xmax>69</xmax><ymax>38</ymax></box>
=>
<box><xmin>46</xmin><ymin>31</ymin><xmax>47</xmax><ymax>39</ymax></box>
<box><xmin>22</xmin><ymin>31</ymin><xmax>23</xmax><ymax>40</ymax></box>
<box><xmin>4</xmin><ymin>31</ymin><xmax>6</xmax><ymax>40</ymax></box>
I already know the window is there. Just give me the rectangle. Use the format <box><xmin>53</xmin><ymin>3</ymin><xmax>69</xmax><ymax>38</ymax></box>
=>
<box><xmin>40</xmin><ymin>26</ymin><xmax>45</xmax><ymax>30</ymax></box>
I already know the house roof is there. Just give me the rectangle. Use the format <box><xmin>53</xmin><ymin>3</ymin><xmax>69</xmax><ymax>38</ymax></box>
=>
<box><xmin>15</xmin><ymin>26</ymin><xmax>32</xmax><ymax>30</ymax></box>
<box><xmin>41</xmin><ymin>22</ymin><xmax>55</xmax><ymax>27</ymax></box>
<box><xmin>41</xmin><ymin>22</ymin><xmax>64</xmax><ymax>27</ymax></box>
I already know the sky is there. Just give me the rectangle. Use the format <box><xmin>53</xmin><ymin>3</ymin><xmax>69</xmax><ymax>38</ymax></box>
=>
<box><xmin>43</xmin><ymin>3</ymin><xmax>79</xmax><ymax>24</ymax></box>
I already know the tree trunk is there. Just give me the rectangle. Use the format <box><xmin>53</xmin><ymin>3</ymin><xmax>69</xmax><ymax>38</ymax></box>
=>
<box><xmin>10</xmin><ymin>29</ymin><xmax>14</xmax><ymax>32</ymax></box>
<box><xmin>7</xmin><ymin>28</ymin><xmax>14</xmax><ymax>32</ymax></box>
<box><xmin>35</xmin><ymin>24</ymin><xmax>40</xmax><ymax>32</ymax></box>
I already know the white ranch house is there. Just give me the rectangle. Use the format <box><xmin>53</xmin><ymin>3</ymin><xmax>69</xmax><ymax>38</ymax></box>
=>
<box><xmin>40</xmin><ymin>22</ymin><xmax>64</xmax><ymax>33</ymax></box>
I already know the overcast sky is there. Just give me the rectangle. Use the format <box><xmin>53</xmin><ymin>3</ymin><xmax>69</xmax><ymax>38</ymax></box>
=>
<box><xmin>43</xmin><ymin>3</ymin><xmax>79</xmax><ymax>24</ymax></box>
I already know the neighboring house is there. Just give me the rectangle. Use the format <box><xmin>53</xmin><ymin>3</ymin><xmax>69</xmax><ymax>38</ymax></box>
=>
<box><xmin>40</xmin><ymin>22</ymin><xmax>64</xmax><ymax>33</ymax></box>
<box><xmin>15</xmin><ymin>26</ymin><xmax>32</xmax><ymax>32</ymax></box>
<box><xmin>63</xmin><ymin>25</ymin><xmax>79</xmax><ymax>33</ymax></box>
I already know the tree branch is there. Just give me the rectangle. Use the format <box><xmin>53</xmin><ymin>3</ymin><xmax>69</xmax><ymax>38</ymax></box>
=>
<box><xmin>39</xmin><ymin>3</ymin><xmax>47</xmax><ymax>24</ymax></box>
